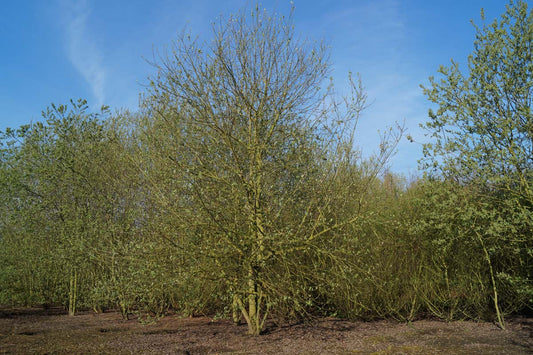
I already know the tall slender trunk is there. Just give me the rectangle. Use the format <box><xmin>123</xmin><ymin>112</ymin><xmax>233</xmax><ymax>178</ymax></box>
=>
<box><xmin>476</xmin><ymin>231</ymin><xmax>505</xmax><ymax>329</ymax></box>
<box><xmin>232</xmin><ymin>294</ymin><xmax>241</xmax><ymax>325</ymax></box>
<box><xmin>68</xmin><ymin>268</ymin><xmax>77</xmax><ymax>316</ymax></box>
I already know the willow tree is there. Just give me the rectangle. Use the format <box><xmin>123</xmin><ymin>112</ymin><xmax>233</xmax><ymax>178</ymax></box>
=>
<box><xmin>421</xmin><ymin>0</ymin><xmax>533</xmax><ymax>327</ymax></box>
<box><xmin>0</xmin><ymin>100</ymin><xmax>114</xmax><ymax>313</ymax></box>
<box><xmin>143</xmin><ymin>5</ymin><xmax>398</xmax><ymax>335</ymax></box>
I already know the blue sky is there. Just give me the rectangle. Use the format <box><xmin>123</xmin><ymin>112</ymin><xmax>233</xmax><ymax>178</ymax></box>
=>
<box><xmin>0</xmin><ymin>0</ymin><xmax>509</xmax><ymax>175</ymax></box>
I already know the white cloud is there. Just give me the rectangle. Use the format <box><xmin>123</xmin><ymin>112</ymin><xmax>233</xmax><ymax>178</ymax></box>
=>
<box><xmin>60</xmin><ymin>0</ymin><xmax>106</xmax><ymax>107</ymax></box>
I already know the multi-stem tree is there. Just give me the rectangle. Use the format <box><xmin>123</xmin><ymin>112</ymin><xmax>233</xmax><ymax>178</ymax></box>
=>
<box><xmin>0</xmin><ymin>100</ymin><xmax>116</xmax><ymax>314</ymax></box>
<box><xmin>143</xmin><ymin>5</ymin><xmax>400</xmax><ymax>335</ymax></box>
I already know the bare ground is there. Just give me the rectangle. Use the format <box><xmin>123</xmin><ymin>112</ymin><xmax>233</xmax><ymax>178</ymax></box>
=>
<box><xmin>0</xmin><ymin>307</ymin><xmax>531</xmax><ymax>354</ymax></box>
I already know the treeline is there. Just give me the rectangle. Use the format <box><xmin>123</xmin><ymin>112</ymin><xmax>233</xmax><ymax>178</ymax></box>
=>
<box><xmin>0</xmin><ymin>1</ymin><xmax>531</xmax><ymax>334</ymax></box>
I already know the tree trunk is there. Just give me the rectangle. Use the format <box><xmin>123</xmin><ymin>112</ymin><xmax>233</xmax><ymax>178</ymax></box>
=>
<box><xmin>232</xmin><ymin>294</ymin><xmax>241</xmax><ymax>325</ymax></box>
<box><xmin>68</xmin><ymin>269</ymin><xmax>77</xmax><ymax>316</ymax></box>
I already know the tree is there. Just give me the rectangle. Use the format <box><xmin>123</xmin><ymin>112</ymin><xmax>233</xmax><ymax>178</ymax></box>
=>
<box><xmin>0</xmin><ymin>100</ymin><xmax>109</xmax><ymax>311</ymax></box>
<box><xmin>142</xmin><ymin>5</ymin><xmax>400</xmax><ymax>335</ymax></box>
<box><xmin>422</xmin><ymin>0</ymin><xmax>532</xmax><ymax>195</ymax></box>
<box><xmin>421</xmin><ymin>0</ymin><xmax>532</xmax><ymax>327</ymax></box>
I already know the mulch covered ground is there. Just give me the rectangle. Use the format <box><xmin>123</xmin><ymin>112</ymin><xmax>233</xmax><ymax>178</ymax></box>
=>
<box><xmin>0</xmin><ymin>307</ymin><xmax>531</xmax><ymax>354</ymax></box>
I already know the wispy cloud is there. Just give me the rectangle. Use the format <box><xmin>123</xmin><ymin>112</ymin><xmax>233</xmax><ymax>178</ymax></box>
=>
<box><xmin>60</xmin><ymin>0</ymin><xmax>106</xmax><ymax>107</ymax></box>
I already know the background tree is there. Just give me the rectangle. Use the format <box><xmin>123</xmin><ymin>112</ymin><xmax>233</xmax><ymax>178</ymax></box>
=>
<box><xmin>421</xmin><ymin>0</ymin><xmax>533</xmax><ymax>327</ymax></box>
<box><xmin>0</xmin><ymin>101</ymin><xmax>160</xmax><ymax>317</ymax></box>
<box><xmin>0</xmin><ymin>100</ymin><xmax>111</xmax><ymax>311</ymax></box>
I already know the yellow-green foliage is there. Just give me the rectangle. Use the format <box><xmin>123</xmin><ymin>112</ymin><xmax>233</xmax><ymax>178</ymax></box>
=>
<box><xmin>0</xmin><ymin>0</ymin><xmax>530</xmax><ymax>334</ymax></box>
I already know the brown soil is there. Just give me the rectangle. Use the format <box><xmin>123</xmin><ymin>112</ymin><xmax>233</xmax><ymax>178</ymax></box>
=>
<box><xmin>0</xmin><ymin>307</ymin><xmax>531</xmax><ymax>354</ymax></box>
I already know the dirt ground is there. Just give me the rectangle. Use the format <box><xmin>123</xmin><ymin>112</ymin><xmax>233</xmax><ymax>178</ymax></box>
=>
<box><xmin>0</xmin><ymin>307</ymin><xmax>531</xmax><ymax>354</ymax></box>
